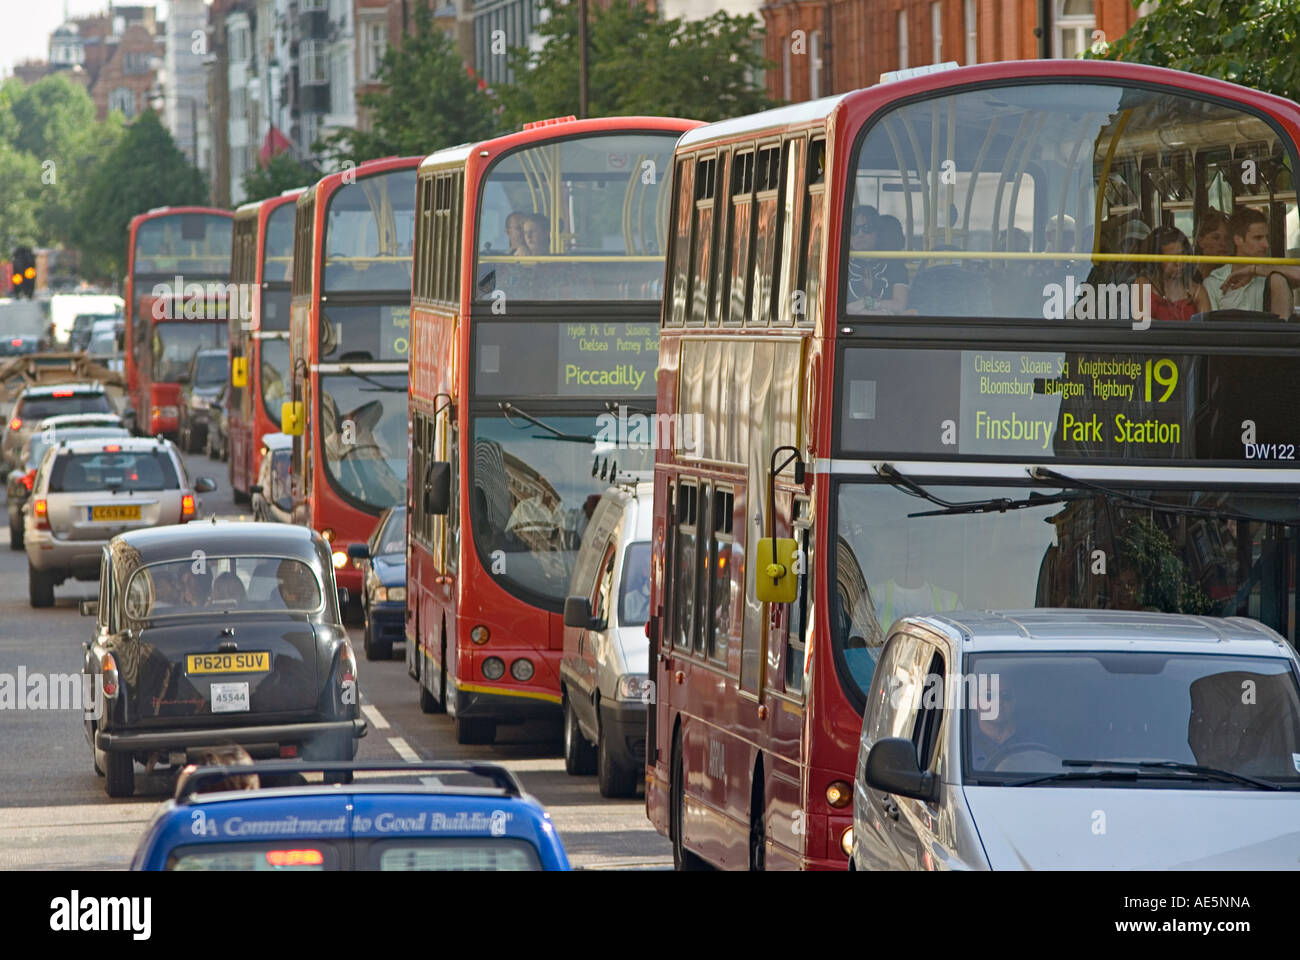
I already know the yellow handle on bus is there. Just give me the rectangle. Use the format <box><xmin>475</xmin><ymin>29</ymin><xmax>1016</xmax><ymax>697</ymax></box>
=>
<box><xmin>281</xmin><ymin>400</ymin><xmax>305</xmax><ymax>436</ymax></box>
<box><xmin>756</xmin><ymin>537</ymin><xmax>798</xmax><ymax>605</ymax></box>
<box><xmin>231</xmin><ymin>357</ymin><xmax>248</xmax><ymax>388</ymax></box>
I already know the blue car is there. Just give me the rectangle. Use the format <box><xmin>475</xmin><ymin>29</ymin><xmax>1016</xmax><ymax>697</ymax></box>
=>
<box><xmin>347</xmin><ymin>505</ymin><xmax>406</xmax><ymax>661</ymax></box>
<box><xmin>131</xmin><ymin>761</ymin><xmax>571</xmax><ymax>871</ymax></box>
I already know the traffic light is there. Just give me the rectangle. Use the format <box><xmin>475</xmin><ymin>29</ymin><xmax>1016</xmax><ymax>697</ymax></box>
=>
<box><xmin>10</xmin><ymin>247</ymin><xmax>35</xmax><ymax>299</ymax></box>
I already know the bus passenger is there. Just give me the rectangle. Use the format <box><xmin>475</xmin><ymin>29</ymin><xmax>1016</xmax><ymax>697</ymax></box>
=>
<box><xmin>506</xmin><ymin>211</ymin><xmax>527</xmax><ymax>255</ymax></box>
<box><xmin>847</xmin><ymin>212</ymin><xmax>909</xmax><ymax>314</ymax></box>
<box><xmin>1134</xmin><ymin>226</ymin><xmax>1210</xmax><ymax>322</ymax></box>
<box><xmin>1193</xmin><ymin>209</ymin><xmax>1231</xmax><ymax>281</ymax></box>
<box><xmin>1203</xmin><ymin>207</ymin><xmax>1292</xmax><ymax>319</ymax></box>
<box><xmin>521</xmin><ymin>213</ymin><xmax>550</xmax><ymax>257</ymax></box>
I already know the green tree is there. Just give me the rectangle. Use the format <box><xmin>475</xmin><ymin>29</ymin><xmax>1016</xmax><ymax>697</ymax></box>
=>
<box><xmin>499</xmin><ymin>0</ymin><xmax>772</xmax><ymax>128</ymax></box>
<box><xmin>1095</xmin><ymin>1</ymin><xmax>1300</xmax><ymax>102</ymax></box>
<box><xmin>75</xmin><ymin>111</ymin><xmax>208</xmax><ymax>281</ymax></box>
<box><xmin>317</xmin><ymin>2</ymin><xmax>499</xmax><ymax>164</ymax></box>
<box><xmin>242</xmin><ymin>152</ymin><xmax>319</xmax><ymax>204</ymax></box>
<box><xmin>0</xmin><ymin>141</ymin><xmax>41</xmax><ymax>250</ymax></box>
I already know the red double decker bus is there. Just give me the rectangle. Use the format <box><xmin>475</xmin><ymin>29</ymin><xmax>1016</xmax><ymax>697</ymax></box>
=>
<box><xmin>407</xmin><ymin>116</ymin><xmax>700</xmax><ymax>745</ymax></box>
<box><xmin>124</xmin><ymin>206</ymin><xmax>233</xmax><ymax>437</ymax></box>
<box><xmin>228</xmin><ymin>188</ymin><xmax>303</xmax><ymax>502</ymax></box>
<box><xmin>649</xmin><ymin>60</ymin><xmax>1300</xmax><ymax>869</ymax></box>
<box><xmin>283</xmin><ymin>157</ymin><xmax>419</xmax><ymax>599</ymax></box>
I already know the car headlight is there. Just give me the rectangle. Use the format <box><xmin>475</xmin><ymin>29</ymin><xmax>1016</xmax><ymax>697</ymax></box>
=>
<box><xmin>387</xmin><ymin>586</ymin><xmax>406</xmax><ymax>602</ymax></box>
<box><xmin>192</xmin><ymin>396</ymin><xmax>210</xmax><ymax>410</ymax></box>
<box><xmin>616</xmin><ymin>674</ymin><xmax>653</xmax><ymax>702</ymax></box>
<box><xmin>373</xmin><ymin>586</ymin><xmax>388</xmax><ymax>603</ymax></box>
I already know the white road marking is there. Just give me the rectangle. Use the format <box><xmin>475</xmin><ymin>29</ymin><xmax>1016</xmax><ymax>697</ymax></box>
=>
<box><xmin>387</xmin><ymin>736</ymin><xmax>420</xmax><ymax>762</ymax></box>
<box><xmin>362</xmin><ymin>704</ymin><xmax>390</xmax><ymax>730</ymax></box>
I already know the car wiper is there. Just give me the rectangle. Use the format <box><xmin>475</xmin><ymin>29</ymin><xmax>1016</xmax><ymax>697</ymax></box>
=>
<box><xmin>1003</xmin><ymin>759</ymin><xmax>1282</xmax><ymax>790</ymax></box>
<box><xmin>875</xmin><ymin>462</ymin><xmax>1079</xmax><ymax>517</ymax></box>
<box><xmin>1060</xmin><ymin>758</ymin><xmax>1283</xmax><ymax>791</ymax></box>
<box><xmin>499</xmin><ymin>402</ymin><xmax>595</xmax><ymax>443</ymax></box>
<box><xmin>1029</xmin><ymin>467</ymin><xmax>1300</xmax><ymax>525</ymax></box>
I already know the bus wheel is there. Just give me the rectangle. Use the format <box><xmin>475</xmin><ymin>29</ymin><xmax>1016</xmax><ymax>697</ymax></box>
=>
<box><xmin>563</xmin><ymin>693</ymin><xmax>596</xmax><ymax>776</ymax></box>
<box><xmin>455</xmin><ymin>716</ymin><xmax>496</xmax><ymax>745</ymax></box>
<box><xmin>749</xmin><ymin>764</ymin><xmax>766</xmax><ymax>871</ymax></box>
<box><xmin>671</xmin><ymin>729</ymin><xmax>709</xmax><ymax>870</ymax></box>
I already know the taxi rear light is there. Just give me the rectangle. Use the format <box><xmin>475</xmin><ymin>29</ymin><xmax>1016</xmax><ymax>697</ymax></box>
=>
<box><xmin>266</xmin><ymin>849</ymin><xmax>324</xmax><ymax>867</ymax></box>
<box><xmin>181</xmin><ymin>494</ymin><xmax>196</xmax><ymax>518</ymax></box>
<box><xmin>51</xmin><ymin>390</ymin><xmax>74</xmax><ymax>397</ymax></box>
<box><xmin>101</xmin><ymin>652</ymin><xmax>119</xmax><ymax>698</ymax></box>
<box><xmin>103</xmin><ymin>444</ymin><xmax>121</xmax><ymax>452</ymax></box>
<box><xmin>279</xmin><ymin>744</ymin><xmax>298</xmax><ymax>758</ymax></box>
<box><xmin>8</xmin><ymin>417</ymin><xmax>21</xmax><ymax>431</ymax></box>
<box><xmin>9</xmin><ymin>339</ymin><xmax>21</xmax><ymax>347</ymax></box>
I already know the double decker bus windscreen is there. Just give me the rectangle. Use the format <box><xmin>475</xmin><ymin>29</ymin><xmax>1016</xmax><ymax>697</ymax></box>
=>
<box><xmin>319</xmin><ymin>372</ymin><xmax>408</xmax><ymax>512</ymax></box>
<box><xmin>152</xmin><ymin>323</ymin><xmax>226</xmax><ymax>382</ymax></box>
<box><xmin>133</xmin><ymin>214</ymin><xmax>232</xmax><ymax>278</ymax></box>
<box><xmin>845</xmin><ymin>83</ymin><xmax>1300</xmax><ymax>324</ymax></box>
<box><xmin>263</xmin><ymin>201</ymin><xmax>296</xmax><ymax>289</ymax></box>
<box><xmin>475</xmin><ymin>133</ymin><xmax>680</xmax><ymax>301</ymax></box>
<box><xmin>322</xmin><ymin>170</ymin><xmax>416</xmax><ymax>293</ymax></box>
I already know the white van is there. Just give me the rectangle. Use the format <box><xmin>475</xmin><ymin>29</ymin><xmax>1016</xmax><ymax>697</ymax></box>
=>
<box><xmin>559</xmin><ymin>480</ymin><xmax>654</xmax><ymax>798</ymax></box>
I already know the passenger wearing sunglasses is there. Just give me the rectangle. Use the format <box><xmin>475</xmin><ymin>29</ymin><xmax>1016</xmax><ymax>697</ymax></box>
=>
<box><xmin>847</xmin><ymin>207</ymin><xmax>910</xmax><ymax>315</ymax></box>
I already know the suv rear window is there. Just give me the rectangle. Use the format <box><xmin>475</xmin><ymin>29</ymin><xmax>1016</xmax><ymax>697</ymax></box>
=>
<box><xmin>19</xmin><ymin>394</ymin><xmax>111</xmax><ymax>420</ymax></box>
<box><xmin>49</xmin><ymin>450</ymin><xmax>179</xmax><ymax>492</ymax></box>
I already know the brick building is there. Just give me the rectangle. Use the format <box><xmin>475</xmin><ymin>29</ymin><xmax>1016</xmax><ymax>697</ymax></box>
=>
<box><xmin>762</xmin><ymin>0</ymin><xmax>1148</xmax><ymax>103</ymax></box>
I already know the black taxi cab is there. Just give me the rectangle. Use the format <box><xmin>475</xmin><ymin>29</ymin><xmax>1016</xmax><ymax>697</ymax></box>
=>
<box><xmin>80</xmin><ymin>521</ymin><xmax>366</xmax><ymax>798</ymax></box>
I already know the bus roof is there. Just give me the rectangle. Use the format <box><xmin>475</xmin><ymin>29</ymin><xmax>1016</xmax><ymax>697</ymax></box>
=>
<box><xmin>418</xmin><ymin>115</ymin><xmax>703</xmax><ymax>174</ymax></box>
<box><xmin>301</xmin><ymin>155</ymin><xmax>424</xmax><ymax>200</ymax></box>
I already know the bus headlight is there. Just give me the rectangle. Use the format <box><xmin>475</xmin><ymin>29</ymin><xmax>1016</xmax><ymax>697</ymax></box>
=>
<box><xmin>510</xmin><ymin>658</ymin><xmax>534</xmax><ymax>681</ymax></box>
<box><xmin>332</xmin><ymin>551</ymin><xmax>347</xmax><ymax>569</ymax></box>
<box><xmin>840</xmin><ymin>827</ymin><xmax>854</xmax><ymax>857</ymax></box>
<box><xmin>482</xmin><ymin>656</ymin><xmax>505</xmax><ymax>681</ymax></box>
<box><xmin>826</xmin><ymin>780</ymin><xmax>852</xmax><ymax>809</ymax></box>
<box><xmin>470</xmin><ymin>625</ymin><xmax>490</xmax><ymax>645</ymax></box>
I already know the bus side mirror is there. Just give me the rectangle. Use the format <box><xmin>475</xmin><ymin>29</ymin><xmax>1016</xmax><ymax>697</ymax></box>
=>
<box><xmin>424</xmin><ymin>461</ymin><xmax>450</xmax><ymax>515</ymax></box>
<box><xmin>755</xmin><ymin>537</ymin><xmax>798</xmax><ymax>604</ymax></box>
<box><xmin>281</xmin><ymin>401</ymin><xmax>304</xmax><ymax>436</ymax></box>
<box><xmin>231</xmin><ymin>356</ymin><xmax>248</xmax><ymax>388</ymax></box>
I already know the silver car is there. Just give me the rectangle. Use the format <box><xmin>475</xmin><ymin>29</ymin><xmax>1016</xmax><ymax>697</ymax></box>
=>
<box><xmin>25</xmin><ymin>436</ymin><xmax>217</xmax><ymax>607</ymax></box>
<box><xmin>2</xmin><ymin>382</ymin><xmax>115</xmax><ymax>469</ymax></box>
<box><xmin>853</xmin><ymin>610</ymin><xmax>1300</xmax><ymax>870</ymax></box>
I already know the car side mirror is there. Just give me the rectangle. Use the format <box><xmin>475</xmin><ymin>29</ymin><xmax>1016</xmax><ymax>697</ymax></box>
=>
<box><xmin>347</xmin><ymin>543</ymin><xmax>370</xmax><ymax>560</ymax></box>
<box><xmin>79</xmin><ymin>599</ymin><xmax>99</xmax><ymax>618</ymax></box>
<box><xmin>194</xmin><ymin>477</ymin><xmax>217</xmax><ymax>493</ymax></box>
<box><xmin>424</xmin><ymin>461</ymin><xmax>450</xmax><ymax>516</ymax></box>
<box><xmin>336</xmin><ymin>587</ymin><xmax>350</xmax><ymax>607</ymax></box>
<box><xmin>864</xmin><ymin>737</ymin><xmax>939</xmax><ymax>802</ymax></box>
<box><xmin>563</xmin><ymin>595</ymin><xmax>604</xmax><ymax>630</ymax></box>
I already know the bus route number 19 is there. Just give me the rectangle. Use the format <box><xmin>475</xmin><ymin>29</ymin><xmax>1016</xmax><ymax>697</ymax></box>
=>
<box><xmin>1144</xmin><ymin>358</ymin><xmax>1177</xmax><ymax>402</ymax></box>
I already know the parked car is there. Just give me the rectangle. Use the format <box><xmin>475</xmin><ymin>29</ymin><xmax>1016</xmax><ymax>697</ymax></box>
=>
<box><xmin>24</xmin><ymin>436</ymin><xmax>217</xmax><ymax>607</ymax></box>
<box><xmin>346</xmin><ymin>505</ymin><xmax>406</xmax><ymax>661</ymax></box>
<box><xmin>205</xmin><ymin>381</ymin><xmax>230</xmax><ymax>461</ymax></box>
<box><xmin>2</xmin><ymin>382</ymin><xmax>114</xmax><ymax>469</ymax></box>
<box><xmin>130</xmin><ymin>760</ymin><xmax>569</xmax><ymax>870</ymax></box>
<box><xmin>559</xmin><ymin>480</ymin><xmax>654</xmax><ymax>798</ymax></box>
<box><xmin>250</xmin><ymin>433</ymin><xmax>293</xmax><ymax>523</ymax></box>
<box><xmin>852</xmin><ymin>609</ymin><xmax>1300</xmax><ymax>871</ymax></box>
<box><xmin>82</xmin><ymin>522</ymin><xmax>366</xmax><ymax>798</ymax></box>
<box><xmin>179</xmin><ymin>348</ymin><xmax>228</xmax><ymax>455</ymax></box>
<box><xmin>7</xmin><ymin>418</ymin><xmax>129</xmax><ymax>548</ymax></box>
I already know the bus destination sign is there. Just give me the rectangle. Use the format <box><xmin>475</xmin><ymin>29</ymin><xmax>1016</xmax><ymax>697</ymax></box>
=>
<box><xmin>474</xmin><ymin>321</ymin><xmax>659</xmax><ymax>398</ymax></box>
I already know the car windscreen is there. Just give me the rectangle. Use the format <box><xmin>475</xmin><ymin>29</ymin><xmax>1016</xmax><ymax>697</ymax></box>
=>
<box><xmin>618</xmin><ymin>541</ymin><xmax>651</xmax><ymax>626</ymax></box>
<box><xmin>962</xmin><ymin>651</ymin><xmax>1300</xmax><ymax>786</ymax></box>
<box><xmin>18</xmin><ymin>394</ymin><xmax>112</xmax><ymax>420</ymax></box>
<box><xmin>193</xmin><ymin>353</ymin><xmax>227</xmax><ymax>386</ymax></box>
<box><xmin>49</xmin><ymin>450</ymin><xmax>178</xmax><ymax>492</ymax></box>
<box><xmin>375</xmin><ymin>508</ymin><xmax>406</xmax><ymax>555</ymax></box>
<box><xmin>366</xmin><ymin>838</ymin><xmax>542</xmax><ymax>871</ymax></box>
<box><xmin>165</xmin><ymin>841</ymin><xmax>340</xmax><ymax>871</ymax></box>
<box><xmin>125</xmin><ymin>556</ymin><xmax>323</xmax><ymax>620</ymax></box>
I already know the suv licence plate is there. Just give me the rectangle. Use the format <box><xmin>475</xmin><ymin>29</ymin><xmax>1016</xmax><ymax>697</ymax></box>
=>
<box><xmin>90</xmin><ymin>504</ymin><xmax>141</xmax><ymax>521</ymax></box>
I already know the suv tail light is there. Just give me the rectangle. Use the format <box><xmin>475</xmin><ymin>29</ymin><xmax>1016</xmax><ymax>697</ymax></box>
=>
<box><xmin>180</xmin><ymin>493</ymin><xmax>196</xmax><ymax>519</ymax></box>
<box><xmin>33</xmin><ymin>498</ymin><xmax>49</xmax><ymax>530</ymax></box>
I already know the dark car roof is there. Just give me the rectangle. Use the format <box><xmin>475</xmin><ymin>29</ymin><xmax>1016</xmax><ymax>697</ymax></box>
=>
<box><xmin>114</xmin><ymin>521</ymin><xmax>325</xmax><ymax>567</ymax></box>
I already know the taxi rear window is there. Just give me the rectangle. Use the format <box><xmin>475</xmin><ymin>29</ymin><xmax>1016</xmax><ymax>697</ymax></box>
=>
<box><xmin>18</xmin><ymin>394</ymin><xmax>112</xmax><ymax>420</ymax></box>
<box><xmin>367</xmin><ymin>838</ymin><xmax>542</xmax><ymax>871</ymax></box>
<box><xmin>49</xmin><ymin>450</ymin><xmax>178</xmax><ymax>492</ymax></box>
<box><xmin>165</xmin><ymin>842</ymin><xmax>340</xmax><ymax>871</ymax></box>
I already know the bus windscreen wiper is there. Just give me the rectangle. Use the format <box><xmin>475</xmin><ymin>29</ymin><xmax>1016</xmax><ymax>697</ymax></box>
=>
<box><xmin>499</xmin><ymin>402</ymin><xmax>595</xmax><ymax>443</ymax></box>
<box><xmin>875</xmin><ymin>463</ymin><xmax>1079</xmax><ymax>517</ymax></box>
<box><xmin>1029</xmin><ymin>466</ymin><xmax>1300</xmax><ymax>525</ymax></box>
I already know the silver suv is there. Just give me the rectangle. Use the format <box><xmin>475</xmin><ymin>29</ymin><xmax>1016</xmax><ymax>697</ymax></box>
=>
<box><xmin>25</xmin><ymin>436</ymin><xmax>216</xmax><ymax>607</ymax></box>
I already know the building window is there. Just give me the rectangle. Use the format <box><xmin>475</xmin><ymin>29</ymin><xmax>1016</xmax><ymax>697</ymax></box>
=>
<box><xmin>897</xmin><ymin>11</ymin><xmax>909</xmax><ymax>69</ymax></box>
<box><xmin>123</xmin><ymin>51</ymin><xmax>151</xmax><ymax>75</ymax></box>
<box><xmin>301</xmin><ymin>0</ymin><xmax>327</xmax><ymax>10</ymax></box>
<box><xmin>809</xmin><ymin>30</ymin><xmax>822</xmax><ymax>99</ymax></box>
<box><xmin>965</xmin><ymin>0</ymin><xmax>977</xmax><ymax>64</ymax></box>
<box><xmin>1054</xmin><ymin>0</ymin><xmax>1095</xmax><ymax>58</ymax></box>
<box><xmin>300</xmin><ymin>40</ymin><xmax>327</xmax><ymax>85</ymax></box>
<box><xmin>229</xmin><ymin>24</ymin><xmax>249</xmax><ymax>64</ymax></box>
<box><xmin>363</xmin><ymin>19</ymin><xmax>387</xmax><ymax>81</ymax></box>
<box><xmin>930</xmin><ymin>2</ymin><xmax>942</xmax><ymax>64</ymax></box>
<box><xmin>108</xmin><ymin>87</ymin><xmax>135</xmax><ymax>118</ymax></box>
